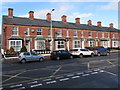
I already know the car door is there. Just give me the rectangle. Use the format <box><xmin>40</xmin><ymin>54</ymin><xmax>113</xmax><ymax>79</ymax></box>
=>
<box><xmin>24</xmin><ymin>52</ymin><xmax>31</xmax><ymax>61</ymax></box>
<box><xmin>62</xmin><ymin>51</ymin><xmax>70</xmax><ymax>59</ymax></box>
<box><xmin>31</xmin><ymin>52</ymin><xmax>39</xmax><ymax>61</ymax></box>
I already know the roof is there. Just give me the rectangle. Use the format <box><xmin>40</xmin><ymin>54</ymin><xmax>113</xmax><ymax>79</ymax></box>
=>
<box><xmin>2</xmin><ymin>15</ymin><xmax>120</xmax><ymax>32</ymax></box>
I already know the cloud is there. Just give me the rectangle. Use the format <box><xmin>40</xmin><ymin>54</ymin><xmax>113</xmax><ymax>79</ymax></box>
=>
<box><xmin>100</xmin><ymin>2</ymin><xmax>118</xmax><ymax>10</ymax></box>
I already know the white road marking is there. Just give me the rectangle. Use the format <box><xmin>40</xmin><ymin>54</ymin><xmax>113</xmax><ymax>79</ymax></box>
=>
<box><xmin>82</xmin><ymin>74</ymin><xmax>90</xmax><ymax>77</ymax></box>
<box><xmin>85</xmin><ymin>71</ymin><xmax>93</xmax><ymax>73</ymax></box>
<box><xmin>55</xmin><ymin>76</ymin><xmax>64</xmax><ymax>79</ymax></box>
<box><xmin>99</xmin><ymin>70</ymin><xmax>104</xmax><ymax>72</ymax></box>
<box><xmin>10</xmin><ymin>84</ymin><xmax>22</xmax><ymax>88</ymax></box>
<box><xmin>103</xmin><ymin>70</ymin><xmax>117</xmax><ymax>76</ymax></box>
<box><xmin>59</xmin><ymin>78</ymin><xmax>69</xmax><ymax>81</ymax></box>
<box><xmin>67</xmin><ymin>74</ymin><xmax>74</xmax><ymax>77</ymax></box>
<box><xmin>27</xmin><ymin>81</ymin><xmax>38</xmax><ymax>84</ymax></box>
<box><xmin>43</xmin><ymin>78</ymin><xmax>52</xmax><ymax>81</ymax></box>
<box><xmin>76</xmin><ymin>72</ymin><xmax>84</xmax><ymax>75</ymax></box>
<box><xmin>30</xmin><ymin>83</ymin><xmax>42</xmax><ymax>88</ymax></box>
<box><xmin>93</xmin><ymin>69</ymin><xmax>100</xmax><ymax>71</ymax></box>
<box><xmin>13</xmin><ymin>87</ymin><xmax>25</xmax><ymax>90</ymax></box>
<box><xmin>52</xmin><ymin>66</ymin><xmax>62</xmax><ymax>76</ymax></box>
<box><xmin>91</xmin><ymin>72</ymin><xmax>98</xmax><ymax>74</ymax></box>
<box><xmin>46</xmin><ymin>80</ymin><xmax>56</xmax><ymax>84</ymax></box>
<box><xmin>71</xmin><ymin>76</ymin><xmax>80</xmax><ymax>79</ymax></box>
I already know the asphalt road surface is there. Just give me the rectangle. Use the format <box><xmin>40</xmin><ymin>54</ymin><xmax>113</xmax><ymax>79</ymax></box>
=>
<box><xmin>1</xmin><ymin>53</ymin><xmax>119</xmax><ymax>89</ymax></box>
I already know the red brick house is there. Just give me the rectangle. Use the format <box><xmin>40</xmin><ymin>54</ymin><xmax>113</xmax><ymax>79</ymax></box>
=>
<box><xmin>2</xmin><ymin>8</ymin><xmax>120</xmax><ymax>52</ymax></box>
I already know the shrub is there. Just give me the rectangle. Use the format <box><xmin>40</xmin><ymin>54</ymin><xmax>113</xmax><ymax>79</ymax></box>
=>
<box><xmin>20</xmin><ymin>46</ymin><xmax>27</xmax><ymax>52</ymax></box>
<box><xmin>8</xmin><ymin>47</ymin><xmax>15</xmax><ymax>54</ymax></box>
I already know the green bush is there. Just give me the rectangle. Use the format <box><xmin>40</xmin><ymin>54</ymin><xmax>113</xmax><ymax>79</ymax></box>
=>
<box><xmin>8</xmin><ymin>47</ymin><xmax>15</xmax><ymax>54</ymax></box>
<box><xmin>20</xmin><ymin>46</ymin><xmax>27</xmax><ymax>52</ymax></box>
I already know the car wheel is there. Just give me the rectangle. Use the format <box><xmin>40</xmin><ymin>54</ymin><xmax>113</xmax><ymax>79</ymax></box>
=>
<box><xmin>91</xmin><ymin>53</ymin><xmax>94</xmax><ymax>57</ymax></box>
<box><xmin>39</xmin><ymin>57</ymin><xmax>44</xmax><ymax>62</ymax></box>
<box><xmin>21</xmin><ymin>59</ymin><xmax>26</xmax><ymax>64</ymax></box>
<box><xmin>79</xmin><ymin>54</ymin><xmax>83</xmax><ymax>58</ymax></box>
<box><xmin>106</xmin><ymin>53</ymin><xmax>110</xmax><ymax>56</ymax></box>
<box><xmin>56</xmin><ymin>56</ymin><xmax>60</xmax><ymax>60</ymax></box>
<box><xmin>70</xmin><ymin>55</ymin><xmax>73</xmax><ymax>59</ymax></box>
<box><xmin>98</xmin><ymin>53</ymin><xmax>101</xmax><ymax>56</ymax></box>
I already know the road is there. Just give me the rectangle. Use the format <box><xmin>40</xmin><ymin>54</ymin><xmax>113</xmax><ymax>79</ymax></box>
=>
<box><xmin>1</xmin><ymin>53</ymin><xmax>119</xmax><ymax>89</ymax></box>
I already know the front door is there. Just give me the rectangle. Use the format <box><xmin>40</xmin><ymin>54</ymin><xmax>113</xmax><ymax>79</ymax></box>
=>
<box><xmin>26</xmin><ymin>42</ymin><xmax>30</xmax><ymax>52</ymax></box>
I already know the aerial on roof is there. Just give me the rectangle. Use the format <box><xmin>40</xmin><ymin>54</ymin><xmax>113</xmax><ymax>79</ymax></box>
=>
<box><xmin>2</xmin><ymin>15</ymin><xmax>120</xmax><ymax>32</ymax></box>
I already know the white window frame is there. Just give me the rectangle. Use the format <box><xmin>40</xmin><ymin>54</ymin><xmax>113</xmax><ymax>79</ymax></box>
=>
<box><xmin>26</xmin><ymin>27</ymin><xmax>30</xmax><ymax>36</ymax></box>
<box><xmin>88</xmin><ymin>41</ymin><xmax>94</xmax><ymax>47</ymax></box>
<box><xmin>102</xmin><ymin>32</ymin><xmax>104</xmax><ymax>38</ymax></box>
<box><xmin>73</xmin><ymin>40</ymin><xmax>80</xmax><ymax>48</ymax></box>
<box><xmin>35</xmin><ymin>40</ymin><xmax>45</xmax><ymax>50</ymax></box>
<box><xmin>96</xmin><ymin>32</ymin><xmax>98</xmax><ymax>38</ymax></box>
<box><xmin>74</xmin><ymin>30</ymin><xmax>78</xmax><ymax>37</ymax></box>
<box><xmin>37</xmin><ymin>28</ymin><xmax>42</xmax><ymax>36</ymax></box>
<box><xmin>56</xmin><ymin>41</ymin><xmax>65</xmax><ymax>50</ymax></box>
<box><xmin>102</xmin><ymin>41</ymin><xmax>108</xmax><ymax>47</ymax></box>
<box><xmin>9</xmin><ymin>40</ymin><xmax>22</xmax><ymax>51</ymax></box>
<box><xmin>12</xmin><ymin>26</ymin><xmax>18</xmax><ymax>36</ymax></box>
<box><xmin>88</xmin><ymin>32</ymin><xmax>92</xmax><ymax>38</ymax></box>
<box><xmin>57</xmin><ymin>29</ymin><xmax>62</xmax><ymax>37</ymax></box>
<box><xmin>66</xmin><ymin>30</ymin><xmax>69</xmax><ymax>37</ymax></box>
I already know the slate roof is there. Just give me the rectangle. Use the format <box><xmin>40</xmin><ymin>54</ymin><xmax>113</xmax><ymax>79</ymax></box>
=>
<box><xmin>2</xmin><ymin>15</ymin><xmax>120</xmax><ymax>32</ymax></box>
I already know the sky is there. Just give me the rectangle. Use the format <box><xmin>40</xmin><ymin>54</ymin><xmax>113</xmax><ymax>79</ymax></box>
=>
<box><xmin>0</xmin><ymin>0</ymin><xmax>119</xmax><ymax>34</ymax></box>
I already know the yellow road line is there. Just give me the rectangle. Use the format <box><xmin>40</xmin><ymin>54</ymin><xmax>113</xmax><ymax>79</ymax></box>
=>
<box><xmin>1</xmin><ymin>64</ymin><xmax>118</xmax><ymax>87</ymax></box>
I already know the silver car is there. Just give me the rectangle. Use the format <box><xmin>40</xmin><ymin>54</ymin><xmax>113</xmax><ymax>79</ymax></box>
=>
<box><xmin>18</xmin><ymin>52</ymin><xmax>45</xmax><ymax>63</ymax></box>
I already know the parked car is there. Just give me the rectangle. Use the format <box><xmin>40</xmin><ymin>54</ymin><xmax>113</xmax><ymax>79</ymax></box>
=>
<box><xmin>18</xmin><ymin>52</ymin><xmax>45</xmax><ymax>63</ymax></box>
<box><xmin>93</xmin><ymin>48</ymin><xmax>110</xmax><ymax>56</ymax></box>
<box><xmin>70</xmin><ymin>48</ymin><xmax>94</xmax><ymax>58</ymax></box>
<box><xmin>50</xmin><ymin>50</ymin><xmax>73</xmax><ymax>60</ymax></box>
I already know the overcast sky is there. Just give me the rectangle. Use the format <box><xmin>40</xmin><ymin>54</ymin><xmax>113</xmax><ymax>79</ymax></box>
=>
<box><xmin>0</xmin><ymin>0</ymin><xmax>119</xmax><ymax>34</ymax></box>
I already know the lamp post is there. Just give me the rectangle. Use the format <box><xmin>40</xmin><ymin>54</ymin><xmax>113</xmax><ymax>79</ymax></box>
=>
<box><xmin>50</xmin><ymin>9</ymin><xmax>55</xmax><ymax>52</ymax></box>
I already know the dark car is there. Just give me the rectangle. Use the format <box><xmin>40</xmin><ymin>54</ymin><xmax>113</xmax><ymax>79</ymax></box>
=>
<box><xmin>93</xmin><ymin>48</ymin><xmax>110</xmax><ymax>56</ymax></box>
<box><xmin>50</xmin><ymin>50</ymin><xmax>73</xmax><ymax>60</ymax></box>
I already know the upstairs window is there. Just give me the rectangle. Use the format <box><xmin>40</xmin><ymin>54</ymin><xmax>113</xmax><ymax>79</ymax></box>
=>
<box><xmin>74</xmin><ymin>30</ymin><xmax>77</xmax><ymax>36</ymax></box>
<box><xmin>26</xmin><ymin>28</ymin><xmax>30</xmax><ymax>35</ymax></box>
<box><xmin>37</xmin><ymin>28</ymin><xmax>42</xmax><ymax>35</ymax></box>
<box><xmin>96</xmin><ymin>32</ymin><xmax>98</xmax><ymax>38</ymax></box>
<box><xmin>48</xmin><ymin>29</ymin><xmax>51</xmax><ymax>35</ymax></box>
<box><xmin>57</xmin><ymin>29</ymin><xmax>62</xmax><ymax>37</ymax></box>
<box><xmin>102</xmin><ymin>32</ymin><xmax>104</xmax><ymax>38</ymax></box>
<box><xmin>88</xmin><ymin>32</ymin><xmax>92</xmax><ymax>37</ymax></box>
<box><xmin>12</xmin><ymin>27</ymin><xmax>18</xmax><ymax>35</ymax></box>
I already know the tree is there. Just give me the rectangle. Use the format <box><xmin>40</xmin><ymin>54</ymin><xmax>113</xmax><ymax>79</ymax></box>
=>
<box><xmin>20</xmin><ymin>46</ymin><xmax>27</xmax><ymax>52</ymax></box>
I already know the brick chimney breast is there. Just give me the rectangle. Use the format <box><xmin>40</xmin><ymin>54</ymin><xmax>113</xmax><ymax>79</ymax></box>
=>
<box><xmin>97</xmin><ymin>21</ymin><xmax>102</xmax><ymax>26</ymax></box>
<box><xmin>46</xmin><ymin>13</ymin><xmax>51</xmax><ymax>21</ymax></box>
<box><xmin>62</xmin><ymin>15</ymin><xmax>67</xmax><ymax>22</ymax></box>
<box><xmin>109</xmin><ymin>23</ymin><xmax>113</xmax><ymax>28</ymax></box>
<box><xmin>8</xmin><ymin>8</ymin><xmax>13</xmax><ymax>17</ymax></box>
<box><xmin>88</xmin><ymin>20</ymin><xmax>92</xmax><ymax>25</ymax></box>
<box><xmin>75</xmin><ymin>18</ymin><xmax>80</xmax><ymax>24</ymax></box>
<box><xmin>29</xmin><ymin>11</ymin><xmax>34</xmax><ymax>20</ymax></box>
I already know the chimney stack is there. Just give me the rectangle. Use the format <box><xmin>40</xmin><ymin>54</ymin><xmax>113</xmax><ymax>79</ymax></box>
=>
<box><xmin>75</xmin><ymin>18</ymin><xmax>80</xmax><ymax>24</ymax></box>
<box><xmin>8</xmin><ymin>8</ymin><xmax>13</xmax><ymax>17</ymax></box>
<box><xmin>46</xmin><ymin>13</ymin><xmax>51</xmax><ymax>21</ymax></box>
<box><xmin>109</xmin><ymin>23</ymin><xmax>113</xmax><ymax>28</ymax></box>
<box><xmin>29</xmin><ymin>11</ymin><xmax>34</xmax><ymax>20</ymax></box>
<box><xmin>87</xmin><ymin>20</ymin><xmax>92</xmax><ymax>25</ymax></box>
<box><xmin>62</xmin><ymin>15</ymin><xmax>67</xmax><ymax>22</ymax></box>
<box><xmin>97</xmin><ymin>21</ymin><xmax>102</xmax><ymax>26</ymax></box>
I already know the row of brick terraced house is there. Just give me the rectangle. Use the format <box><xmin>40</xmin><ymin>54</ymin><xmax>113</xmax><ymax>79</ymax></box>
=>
<box><xmin>1</xmin><ymin>8</ymin><xmax>120</xmax><ymax>52</ymax></box>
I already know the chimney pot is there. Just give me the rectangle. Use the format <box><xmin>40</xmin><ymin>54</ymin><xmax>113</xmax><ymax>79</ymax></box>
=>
<box><xmin>109</xmin><ymin>23</ymin><xmax>113</xmax><ymax>28</ymax></box>
<box><xmin>62</xmin><ymin>15</ymin><xmax>67</xmax><ymax>22</ymax></box>
<box><xmin>97</xmin><ymin>21</ymin><xmax>102</xmax><ymax>26</ymax></box>
<box><xmin>46</xmin><ymin>13</ymin><xmax>51</xmax><ymax>21</ymax></box>
<box><xmin>29</xmin><ymin>11</ymin><xmax>34</xmax><ymax>20</ymax></box>
<box><xmin>75</xmin><ymin>18</ymin><xmax>80</xmax><ymax>24</ymax></box>
<box><xmin>8</xmin><ymin>8</ymin><xmax>13</xmax><ymax>17</ymax></box>
<box><xmin>88</xmin><ymin>20</ymin><xmax>92</xmax><ymax>25</ymax></box>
